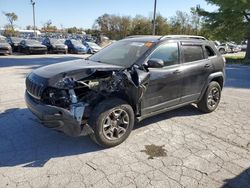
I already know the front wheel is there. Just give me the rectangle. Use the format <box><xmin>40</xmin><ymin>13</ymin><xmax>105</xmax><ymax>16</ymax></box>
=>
<box><xmin>197</xmin><ymin>81</ymin><xmax>221</xmax><ymax>113</ymax></box>
<box><xmin>89</xmin><ymin>98</ymin><xmax>134</xmax><ymax>148</ymax></box>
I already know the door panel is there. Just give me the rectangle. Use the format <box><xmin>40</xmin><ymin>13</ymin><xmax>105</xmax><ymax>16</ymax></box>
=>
<box><xmin>180</xmin><ymin>59</ymin><xmax>213</xmax><ymax>103</ymax></box>
<box><xmin>141</xmin><ymin>65</ymin><xmax>182</xmax><ymax>115</ymax></box>
<box><xmin>180</xmin><ymin>44</ymin><xmax>214</xmax><ymax>103</ymax></box>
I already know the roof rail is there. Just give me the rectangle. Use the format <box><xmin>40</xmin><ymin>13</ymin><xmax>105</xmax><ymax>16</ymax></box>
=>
<box><xmin>159</xmin><ymin>35</ymin><xmax>207</xmax><ymax>41</ymax></box>
<box><xmin>125</xmin><ymin>35</ymin><xmax>160</xmax><ymax>39</ymax></box>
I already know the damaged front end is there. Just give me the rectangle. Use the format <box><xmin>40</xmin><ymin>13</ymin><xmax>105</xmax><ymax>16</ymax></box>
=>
<box><xmin>25</xmin><ymin>65</ymin><xmax>150</xmax><ymax>137</ymax></box>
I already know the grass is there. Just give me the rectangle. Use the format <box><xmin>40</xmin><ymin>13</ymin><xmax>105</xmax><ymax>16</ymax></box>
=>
<box><xmin>224</xmin><ymin>52</ymin><xmax>250</xmax><ymax>65</ymax></box>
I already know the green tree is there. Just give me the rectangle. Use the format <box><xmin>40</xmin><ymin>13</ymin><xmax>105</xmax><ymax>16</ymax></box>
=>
<box><xmin>197</xmin><ymin>0</ymin><xmax>250</xmax><ymax>59</ymax></box>
<box><xmin>154</xmin><ymin>14</ymin><xmax>170</xmax><ymax>35</ymax></box>
<box><xmin>131</xmin><ymin>15</ymin><xmax>152</xmax><ymax>35</ymax></box>
<box><xmin>42</xmin><ymin>20</ymin><xmax>57</xmax><ymax>33</ymax></box>
<box><xmin>3</xmin><ymin>12</ymin><xmax>18</xmax><ymax>36</ymax></box>
<box><xmin>4</xmin><ymin>12</ymin><xmax>18</xmax><ymax>30</ymax></box>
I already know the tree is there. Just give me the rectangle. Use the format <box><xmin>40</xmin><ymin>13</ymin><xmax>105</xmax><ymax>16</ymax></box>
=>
<box><xmin>154</xmin><ymin>14</ymin><xmax>170</xmax><ymax>35</ymax></box>
<box><xmin>197</xmin><ymin>0</ymin><xmax>250</xmax><ymax>59</ymax></box>
<box><xmin>41</xmin><ymin>20</ymin><xmax>57</xmax><ymax>33</ymax></box>
<box><xmin>3</xmin><ymin>12</ymin><xmax>18</xmax><ymax>36</ymax></box>
<box><xmin>131</xmin><ymin>15</ymin><xmax>152</xmax><ymax>35</ymax></box>
<box><xmin>4</xmin><ymin>12</ymin><xmax>18</xmax><ymax>30</ymax></box>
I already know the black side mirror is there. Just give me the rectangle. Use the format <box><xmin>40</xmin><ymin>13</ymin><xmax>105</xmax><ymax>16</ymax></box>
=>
<box><xmin>146</xmin><ymin>58</ymin><xmax>164</xmax><ymax>68</ymax></box>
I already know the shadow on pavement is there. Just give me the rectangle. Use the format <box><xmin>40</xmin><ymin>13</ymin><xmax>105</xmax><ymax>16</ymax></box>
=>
<box><xmin>0</xmin><ymin>108</ymin><xmax>102</xmax><ymax>168</ymax></box>
<box><xmin>222</xmin><ymin>167</ymin><xmax>250</xmax><ymax>188</ymax></box>
<box><xmin>0</xmin><ymin>105</ymin><xmax>202</xmax><ymax>168</ymax></box>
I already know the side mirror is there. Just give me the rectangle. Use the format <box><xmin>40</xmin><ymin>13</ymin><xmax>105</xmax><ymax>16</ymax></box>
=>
<box><xmin>146</xmin><ymin>58</ymin><xmax>164</xmax><ymax>68</ymax></box>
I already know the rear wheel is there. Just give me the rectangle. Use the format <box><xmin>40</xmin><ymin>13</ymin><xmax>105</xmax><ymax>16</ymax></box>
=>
<box><xmin>219</xmin><ymin>48</ymin><xmax>226</xmax><ymax>54</ymax></box>
<box><xmin>197</xmin><ymin>81</ymin><xmax>221</xmax><ymax>113</ymax></box>
<box><xmin>89</xmin><ymin>98</ymin><xmax>134</xmax><ymax>148</ymax></box>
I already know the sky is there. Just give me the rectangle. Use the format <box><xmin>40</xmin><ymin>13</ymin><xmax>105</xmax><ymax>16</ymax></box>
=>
<box><xmin>0</xmin><ymin>0</ymin><xmax>217</xmax><ymax>29</ymax></box>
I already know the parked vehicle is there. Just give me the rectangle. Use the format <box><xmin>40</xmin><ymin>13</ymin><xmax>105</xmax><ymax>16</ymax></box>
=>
<box><xmin>0</xmin><ymin>38</ymin><xmax>12</xmax><ymax>55</ymax></box>
<box><xmin>214</xmin><ymin>41</ymin><xmax>229</xmax><ymax>54</ymax></box>
<box><xmin>214</xmin><ymin>41</ymin><xmax>241</xmax><ymax>54</ymax></box>
<box><xmin>25</xmin><ymin>35</ymin><xmax>225</xmax><ymax>147</ymax></box>
<box><xmin>42</xmin><ymin>38</ymin><xmax>68</xmax><ymax>54</ymax></box>
<box><xmin>227</xmin><ymin>42</ymin><xmax>241</xmax><ymax>53</ymax></box>
<box><xmin>65</xmin><ymin>39</ymin><xmax>87</xmax><ymax>54</ymax></box>
<box><xmin>7</xmin><ymin>37</ymin><xmax>23</xmax><ymax>52</ymax></box>
<box><xmin>19</xmin><ymin>39</ymin><xmax>47</xmax><ymax>55</ymax></box>
<box><xmin>240</xmin><ymin>40</ymin><xmax>248</xmax><ymax>51</ymax></box>
<box><xmin>83</xmin><ymin>41</ymin><xmax>102</xmax><ymax>54</ymax></box>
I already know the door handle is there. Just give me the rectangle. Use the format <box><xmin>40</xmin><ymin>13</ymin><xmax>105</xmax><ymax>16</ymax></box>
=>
<box><xmin>173</xmin><ymin>69</ymin><xmax>181</xmax><ymax>74</ymax></box>
<box><xmin>204</xmin><ymin>64</ymin><xmax>211</xmax><ymax>68</ymax></box>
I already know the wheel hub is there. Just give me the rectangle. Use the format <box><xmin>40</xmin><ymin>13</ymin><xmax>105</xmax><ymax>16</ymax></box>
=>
<box><xmin>102</xmin><ymin>109</ymin><xmax>129</xmax><ymax>141</ymax></box>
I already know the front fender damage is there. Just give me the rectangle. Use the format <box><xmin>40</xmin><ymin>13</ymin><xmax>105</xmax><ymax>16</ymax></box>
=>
<box><xmin>41</xmin><ymin>66</ymin><xmax>150</xmax><ymax>136</ymax></box>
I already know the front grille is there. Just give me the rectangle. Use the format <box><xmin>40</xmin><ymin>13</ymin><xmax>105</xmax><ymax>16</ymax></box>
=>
<box><xmin>26</xmin><ymin>75</ymin><xmax>45</xmax><ymax>99</ymax></box>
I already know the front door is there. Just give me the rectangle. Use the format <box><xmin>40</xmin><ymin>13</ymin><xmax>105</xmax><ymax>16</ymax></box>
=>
<box><xmin>141</xmin><ymin>42</ymin><xmax>183</xmax><ymax>115</ymax></box>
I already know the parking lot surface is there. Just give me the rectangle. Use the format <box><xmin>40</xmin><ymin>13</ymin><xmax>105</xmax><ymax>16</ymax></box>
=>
<box><xmin>0</xmin><ymin>54</ymin><xmax>250</xmax><ymax>188</ymax></box>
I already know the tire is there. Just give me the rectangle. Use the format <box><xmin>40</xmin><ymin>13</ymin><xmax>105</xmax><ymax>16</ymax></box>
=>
<box><xmin>219</xmin><ymin>48</ymin><xmax>226</xmax><ymax>54</ymax></box>
<box><xmin>197</xmin><ymin>81</ymin><xmax>221</xmax><ymax>113</ymax></box>
<box><xmin>87</xmin><ymin>49</ymin><xmax>92</xmax><ymax>54</ymax></box>
<box><xmin>89</xmin><ymin>98</ymin><xmax>134</xmax><ymax>148</ymax></box>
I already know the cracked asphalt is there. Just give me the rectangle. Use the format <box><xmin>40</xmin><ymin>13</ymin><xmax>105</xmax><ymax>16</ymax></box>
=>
<box><xmin>0</xmin><ymin>54</ymin><xmax>250</xmax><ymax>188</ymax></box>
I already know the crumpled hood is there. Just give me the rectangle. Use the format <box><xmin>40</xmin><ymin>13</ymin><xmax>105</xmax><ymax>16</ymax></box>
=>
<box><xmin>31</xmin><ymin>59</ymin><xmax>123</xmax><ymax>86</ymax></box>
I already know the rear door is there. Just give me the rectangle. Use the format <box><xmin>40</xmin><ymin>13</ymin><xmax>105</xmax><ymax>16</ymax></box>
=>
<box><xmin>179</xmin><ymin>42</ymin><xmax>214</xmax><ymax>103</ymax></box>
<box><xmin>141</xmin><ymin>42</ymin><xmax>183</xmax><ymax>115</ymax></box>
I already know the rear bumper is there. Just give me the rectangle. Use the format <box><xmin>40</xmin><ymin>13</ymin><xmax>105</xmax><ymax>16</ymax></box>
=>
<box><xmin>25</xmin><ymin>91</ymin><xmax>92</xmax><ymax>137</ymax></box>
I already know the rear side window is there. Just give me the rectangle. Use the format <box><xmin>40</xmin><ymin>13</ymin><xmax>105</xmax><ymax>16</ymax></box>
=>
<box><xmin>205</xmin><ymin>46</ymin><xmax>216</xmax><ymax>57</ymax></box>
<box><xmin>182</xmin><ymin>45</ymin><xmax>204</xmax><ymax>63</ymax></box>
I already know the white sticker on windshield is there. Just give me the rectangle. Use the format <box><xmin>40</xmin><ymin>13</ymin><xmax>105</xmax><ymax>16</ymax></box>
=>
<box><xmin>130</xmin><ymin>42</ymin><xmax>145</xmax><ymax>47</ymax></box>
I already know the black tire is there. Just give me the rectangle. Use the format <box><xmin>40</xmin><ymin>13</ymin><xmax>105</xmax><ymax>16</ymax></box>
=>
<box><xmin>87</xmin><ymin>49</ymin><xmax>93</xmax><ymax>54</ymax></box>
<box><xmin>219</xmin><ymin>48</ymin><xmax>226</xmax><ymax>54</ymax></box>
<box><xmin>89</xmin><ymin>98</ymin><xmax>134</xmax><ymax>148</ymax></box>
<box><xmin>197</xmin><ymin>81</ymin><xmax>221</xmax><ymax>113</ymax></box>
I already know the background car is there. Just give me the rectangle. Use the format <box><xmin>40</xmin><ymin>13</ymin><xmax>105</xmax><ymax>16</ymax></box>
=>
<box><xmin>19</xmin><ymin>39</ymin><xmax>47</xmax><ymax>55</ymax></box>
<box><xmin>83</xmin><ymin>41</ymin><xmax>102</xmax><ymax>54</ymax></box>
<box><xmin>42</xmin><ymin>38</ymin><xmax>67</xmax><ymax>54</ymax></box>
<box><xmin>0</xmin><ymin>38</ymin><xmax>12</xmax><ymax>55</ymax></box>
<box><xmin>7</xmin><ymin>37</ymin><xmax>23</xmax><ymax>52</ymax></box>
<box><xmin>65</xmin><ymin>39</ymin><xmax>87</xmax><ymax>54</ymax></box>
<box><xmin>240</xmin><ymin>40</ymin><xmax>248</xmax><ymax>51</ymax></box>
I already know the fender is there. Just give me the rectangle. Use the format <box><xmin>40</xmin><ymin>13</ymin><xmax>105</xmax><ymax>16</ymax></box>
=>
<box><xmin>198</xmin><ymin>71</ymin><xmax>225</xmax><ymax>101</ymax></box>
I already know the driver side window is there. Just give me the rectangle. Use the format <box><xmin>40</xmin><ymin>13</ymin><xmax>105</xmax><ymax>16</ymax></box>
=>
<box><xmin>149</xmin><ymin>42</ymin><xmax>179</xmax><ymax>67</ymax></box>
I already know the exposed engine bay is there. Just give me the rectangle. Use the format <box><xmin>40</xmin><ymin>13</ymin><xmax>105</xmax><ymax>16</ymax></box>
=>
<box><xmin>39</xmin><ymin>67</ymin><xmax>149</xmax><ymax>128</ymax></box>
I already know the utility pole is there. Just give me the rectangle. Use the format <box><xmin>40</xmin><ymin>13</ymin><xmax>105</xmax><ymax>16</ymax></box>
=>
<box><xmin>30</xmin><ymin>0</ymin><xmax>36</xmax><ymax>37</ymax></box>
<box><xmin>152</xmin><ymin>0</ymin><xmax>157</xmax><ymax>35</ymax></box>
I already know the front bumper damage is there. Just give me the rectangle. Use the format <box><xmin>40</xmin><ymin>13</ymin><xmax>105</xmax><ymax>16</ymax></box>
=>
<box><xmin>25</xmin><ymin>91</ymin><xmax>93</xmax><ymax>137</ymax></box>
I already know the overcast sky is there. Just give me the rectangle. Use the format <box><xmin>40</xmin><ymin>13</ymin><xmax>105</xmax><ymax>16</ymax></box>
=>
<box><xmin>0</xmin><ymin>0</ymin><xmax>217</xmax><ymax>29</ymax></box>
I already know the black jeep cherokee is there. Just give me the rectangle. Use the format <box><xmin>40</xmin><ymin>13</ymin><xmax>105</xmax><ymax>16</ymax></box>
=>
<box><xmin>25</xmin><ymin>35</ymin><xmax>225</xmax><ymax>147</ymax></box>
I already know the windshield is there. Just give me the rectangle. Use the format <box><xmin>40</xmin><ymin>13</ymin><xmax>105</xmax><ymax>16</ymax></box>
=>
<box><xmin>26</xmin><ymin>40</ymin><xmax>41</xmax><ymax>45</ymax></box>
<box><xmin>71</xmin><ymin>40</ymin><xmax>83</xmax><ymax>46</ymax></box>
<box><xmin>87</xmin><ymin>42</ymin><xmax>100</xmax><ymax>48</ymax></box>
<box><xmin>89</xmin><ymin>40</ymin><xmax>153</xmax><ymax>67</ymax></box>
<box><xmin>50</xmin><ymin>39</ymin><xmax>65</xmax><ymax>45</ymax></box>
<box><xmin>0</xmin><ymin>38</ymin><xmax>7</xmax><ymax>43</ymax></box>
<box><xmin>11</xmin><ymin>37</ymin><xmax>22</xmax><ymax>43</ymax></box>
